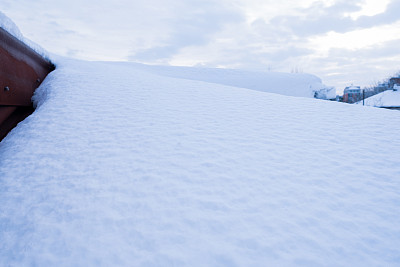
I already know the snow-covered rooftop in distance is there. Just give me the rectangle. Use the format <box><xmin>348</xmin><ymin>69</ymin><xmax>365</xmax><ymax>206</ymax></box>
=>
<box><xmin>1</xmin><ymin>14</ymin><xmax>400</xmax><ymax>267</ymax></box>
<box><xmin>347</xmin><ymin>85</ymin><xmax>361</xmax><ymax>89</ymax></box>
<box><xmin>344</xmin><ymin>85</ymin><xmax>361</xmax><ymax>92</ymax></box>
<box><xmin>358</xmin><ymin>89</ymin><xmax>400</xmax><ymax>108</ymax></box>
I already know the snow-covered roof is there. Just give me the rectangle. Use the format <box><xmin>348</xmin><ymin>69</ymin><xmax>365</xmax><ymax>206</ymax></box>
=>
<box><xmin>348</xmin><ymin>86</ymin><xmax>360</xmax><ymax>89</ymax></box>
<box><xmin>359</xmin><ymin>89</ymin><xmax>400</xmax><ymax>107</ymax></box>
<box><xmin>98</xmin><ymin>62</ymin><xmax>335</xmax><ymax>99</ymax></box>
<box><xmin>0</xmin><ymin>11</ymin><xmax>23</xmax><ymax>40</ymax></box>
<box><xmin>1</xmin><ymin>56</ymin><xmax>400</xmax><ymax>266</ymax></box>
<box><xmin>344</xmin><ymin>85</ymin><xmax>361</xmax><ymax>92</ymax></box>
<box><xmin>1</xmin><ymin>14</ymin><xmax>400</xmax><ymax>267</ymax></box>
<box><xmin>0</xmin><ymin>11</ymin><xmax>49</xmax><ymax>60</ymax></box>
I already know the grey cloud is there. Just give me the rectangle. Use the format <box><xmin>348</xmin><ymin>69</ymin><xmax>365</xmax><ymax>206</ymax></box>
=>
<box><xmin>270</xmin><ymin>0</ymin><xmax>360</xmax><ymax>36</ymax></box>
<box><xmin>310</xmin><ymin>40</ymin><xmax>400</xmax><ymax>89</ymax></box>
<box><xmin>269</xmin><ymin>0</ymin><xmax>400</xmax><ymax>37</ymax></box>
<box><xmin>356</xmin><ymin>0</ymin><xmax>400</xmax><ymax>28</ymax></box>
<box><xmin>265</xmin><ymin>46</ymin><xmax>313</xmax><ymax>61</ymax></box>
<box><xmin>131</xmin><ymin>45</ymin><xmax>178</xmax><ymax>61</ymax></box>
<box><xmin>128</xmin><ymin>0</ymin><xmax>244</xmax><ymax>62</ymax></box>
<box><xmin>329</xmin><ymin>39</ymin><xmax>400</xmax><ymax>59</ymax></box>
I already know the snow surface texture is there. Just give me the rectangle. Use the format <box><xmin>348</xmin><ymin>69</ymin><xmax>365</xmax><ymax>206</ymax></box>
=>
<box><xmin>1</xmin><ymin>57</ymin><xmax>400</xmax><ymax>266</ymax></box>
<box><xmin>358</xmin><ymin>90</ymin><xmax>400</xmax><ymax>108</ymax></box>
<box><xmin>104</xmin><ymin>62</ymin><xmax>336</xmax><ymax>99</ymax></box>
<box><xmin>0</xmin><ymin>11</ymin><xmax>49</xmax><ymax>60</ymax></box>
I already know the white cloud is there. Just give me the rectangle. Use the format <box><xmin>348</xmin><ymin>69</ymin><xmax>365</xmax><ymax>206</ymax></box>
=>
<box><xmin>309</xmin><ymin>20</ymin><xmax>400</xmax><ymax>53</ymax></box>
<box><xmin>349</xmin><ymin>0</ymin><xmax>391</xmax><ymax>19</ymax></box>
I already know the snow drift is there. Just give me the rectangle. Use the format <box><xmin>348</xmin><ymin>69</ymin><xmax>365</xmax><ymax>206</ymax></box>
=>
<box><xmin>1</xmin><ymin>57</ymin><xmax>399</xmax><ymax>266</ymax></box>
<box><xmin>1</xmin><ymin>12</ymin><xmax>400</xmax><ymax>267</ymax></box>
<box><xmin>357</xmin><ymin>89</ymin><xmax>400</xmax><ymax>108</ymax></box>
<box><xmin>104</xmin><ymin>62</ymin><xmax>336</xmax><ymax>99</ymax></box>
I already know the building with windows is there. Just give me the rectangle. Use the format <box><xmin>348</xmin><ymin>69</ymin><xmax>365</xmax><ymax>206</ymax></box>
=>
<box><xmin>343</xmin><ymin>86</ymin><xmax>361</xmax><ymax>103</ymax></box>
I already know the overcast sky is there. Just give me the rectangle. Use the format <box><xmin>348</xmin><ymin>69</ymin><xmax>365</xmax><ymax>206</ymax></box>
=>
<box><xmin>2</xmin><ymin>0</ymin><xmax>399</xmax><ymax>92</ymax></box>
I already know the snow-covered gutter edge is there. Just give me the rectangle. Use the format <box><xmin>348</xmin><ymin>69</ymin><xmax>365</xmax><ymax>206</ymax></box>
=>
<box><xmin>0</xmin><ymin>25</ymin><xmax>55</xmax><ymax>141</ymax></box>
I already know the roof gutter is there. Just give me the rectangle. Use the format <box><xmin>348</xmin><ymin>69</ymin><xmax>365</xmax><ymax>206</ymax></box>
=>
<box><xmin>0</xmin><ymin>27</ymin><xmax>55</xmax><ymax>141</ymax></box>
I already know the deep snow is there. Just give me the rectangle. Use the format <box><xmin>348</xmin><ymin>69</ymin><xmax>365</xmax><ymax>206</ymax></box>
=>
<box><xmin>1</xmin><ymin>12</ymin><xmax>400</xmax><ymax>267</ymax></box>
<box><xmin>104</xmin><ymin>62</ymin><xmax>336</xmax><ymax>99</ymax></box>
<box><xmin>0</xmin><ymin>57</ymin><xmax>400</xmax><ymax>266</ymax></box>
<box><xmin>357</xmin><ymin>89</ymin><xmax>400</xmax><ymax>108</ymax></box>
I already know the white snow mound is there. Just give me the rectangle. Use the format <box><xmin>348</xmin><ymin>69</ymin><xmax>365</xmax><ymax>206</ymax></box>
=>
<box><xmin>358</xmin><ymin>89</ymin><xmax>400</xmax><ymax>108</ymax></box>
<box><xmin>105</xmin><ymin>62</ymin><xmax>335</xmax><ymax>99</ymax></box>
<box><xmin>0</xmin><ymin>61</ymin><xmax>399</xmax><ymax>265</ymax></box>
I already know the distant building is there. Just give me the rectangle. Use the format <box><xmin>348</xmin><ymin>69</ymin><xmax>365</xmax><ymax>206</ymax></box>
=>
<box><xmin>343</xmin><ymin>86</ymin><xmax>361</xmax><ymax>103</ymax></box>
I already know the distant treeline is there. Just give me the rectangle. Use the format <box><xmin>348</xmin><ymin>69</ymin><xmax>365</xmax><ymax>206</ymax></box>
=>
<box><xmin>363</xmin><ymin>71</ymin><xmax>400</xmax><ymax>98</ymax></box>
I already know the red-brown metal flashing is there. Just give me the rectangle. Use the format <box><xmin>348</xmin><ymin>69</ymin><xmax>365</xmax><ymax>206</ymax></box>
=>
<box><xmin>0</xmin><ymin>27</ymin><xmax>54</xmax><ymax>141</ymax></box>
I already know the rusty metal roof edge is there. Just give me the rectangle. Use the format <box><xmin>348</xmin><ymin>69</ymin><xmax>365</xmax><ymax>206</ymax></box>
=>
<box><xmin>0</xmin><ymin>26</ymin><xmax>55</xmax><ymax>141</ymax></box>
<box><xmin>0</xmin><ymin>27</ymin><xmax>55</xmax><ymax>72</ymax></box>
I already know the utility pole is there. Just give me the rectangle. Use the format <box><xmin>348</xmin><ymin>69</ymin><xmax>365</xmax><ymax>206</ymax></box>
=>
<box><xmin>363</xmin><ymin>89</ymin><xmax>365</xmax><ymax>106</ymax></box>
